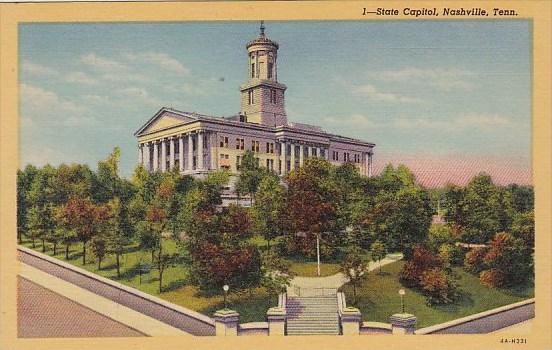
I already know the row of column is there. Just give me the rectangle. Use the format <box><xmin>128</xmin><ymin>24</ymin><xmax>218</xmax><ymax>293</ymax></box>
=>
<box><xmin>138</xmin><ymin>130</ymin><xmax>211</xmax><ymax>173</ymax></box>
<box><xmin>279</xmin><ymin>141</ymin><xmax>329</xmax><ymax>176</ymax></box>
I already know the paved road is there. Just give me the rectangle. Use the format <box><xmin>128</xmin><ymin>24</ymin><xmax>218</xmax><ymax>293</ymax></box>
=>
<box><xmin>288</xmin><ymin>254</ymin><xmax>403</xmax><ymax>296</ymax></box>
<box><xmin>18</xmin><ymin>248</ymin><xmax>216</xmax><ymax>336</ymax></box>
<box><xmin>18</xmin><ymin>277</ymin><xmax>145</xmax><ymax>338</ymax></box>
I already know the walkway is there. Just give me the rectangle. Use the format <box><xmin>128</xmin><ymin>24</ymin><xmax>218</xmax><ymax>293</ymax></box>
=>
<box><xmin>18</xmin><ymin>276</ymin><xmax>145</xmax><ymax>338</ymax></box>
<box><xmin>287</xmin><ymin>253</ymin><xmax>402</xmax><ymax>296</ymax></box>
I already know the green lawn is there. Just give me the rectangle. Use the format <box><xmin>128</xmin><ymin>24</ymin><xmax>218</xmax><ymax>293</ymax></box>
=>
<box><xmin>284</xmin><ymin>256</ymin><xmax>341</xmax><ymax>277</ymax></box>
<box><xmin>341</xmin><ymin>260</ymin><xmax>534</xmax><ymax>328</ymax></box>
<box><xmin>20</xmin><ymin>238</ymin><xmax>276</xmax><ymax>323</ymax></box>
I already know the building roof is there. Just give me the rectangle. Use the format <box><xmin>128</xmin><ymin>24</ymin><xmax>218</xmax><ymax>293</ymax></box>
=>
<box><xmin>135</xmin><ymin>107</ymin><xmax>375</xmax><ymax>148</ymax></box>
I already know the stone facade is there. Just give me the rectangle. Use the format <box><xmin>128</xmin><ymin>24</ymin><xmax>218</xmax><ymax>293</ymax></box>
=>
<box><xmin>135</xmin><ymin>23</ymin><xmax>375</xmax><ymax>178</ymax></box>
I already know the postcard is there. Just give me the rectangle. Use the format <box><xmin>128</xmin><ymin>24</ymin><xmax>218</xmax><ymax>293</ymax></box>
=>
<box><xmin>0</xmin><ymin>1</ymin><xmax>550</xmax><ymax>350</ymax></box>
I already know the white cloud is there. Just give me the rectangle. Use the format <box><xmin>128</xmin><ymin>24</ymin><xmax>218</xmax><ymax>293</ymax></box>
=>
<box><xmin>81</xmin><ymin>53</ymin><xmax>127</xmax><ymax>71</ymax></box>
<box><xmin>373</xmin><ymin>67</ymin><xmax>474</xmax><ymax>91</ymax></box>
<box><xmin>124</xmin><ymin>52</ymin><xmax>189</xmax><ymax>75</ymax></box>
<box><xmin>393</xmin><ymin>113</ymin><xmax>516</xmax><ymax>131</ymax></box>
<box><xmin>21</xmin><ymin>84</ymin><xmax>83</xmax><ymax>114</ymax></box>
<box><xmin>352</xmin><ymin>84</ymin><xmax>423</xmax><ymax>104</ymax></box>
<box><xmin>65</xmin><ymin>71</ymin><xmax>98</xmax><ymax>85</ymax></box>
<box><xmin>323</xmin><ymin>113</ymin><xmax>380</xmax><ymax>129</ymax></box>
<box><xmin>63</xmin><ymin>115</ymin><xmax>95</xmax><ymax>127</ymax></box>
<box><xmin>21</xmin><ymin>60</ymin><xmax>57</xmax><ymax>76</ymax></box>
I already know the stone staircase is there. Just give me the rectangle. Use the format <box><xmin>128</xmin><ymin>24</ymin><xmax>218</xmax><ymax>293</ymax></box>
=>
<box><xmin>286</xmin><ymin>296</ymin><xmax>340</xmax><ymax>335</ymax></box>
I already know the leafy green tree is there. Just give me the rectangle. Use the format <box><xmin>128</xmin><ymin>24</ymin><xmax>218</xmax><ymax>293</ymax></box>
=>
<box><xmin>442</xmin><ymin>184</ymin><xmax>466</xmax><ymax>236</ymax></box>
<box><xmin>17</xmin><ymin>165</ymin><xmax>39</xmax><ymax>243</ymax></box>
<box><xmin>91</xmin><ymin>147</ymin><xmax>122</xmax><ymax>203</ymax></box>
<box><xmin>260</xmin><ymin>251</ymin><xmax>294</xmax><ymax>299</ymax></box>
<box><xmin>506</xmin><ymin>184</ymin><xmax>534</xmax><ymax>213</ymax></box>
<box><xmin>252</xmin><ymin>175</ymin><xmax>286</xmax><ymax>249</ymax></box>
<box><xmin>427</xmin><ymin>224</ymin><xmax>455</xmax><ymax>251</ymax></box>
<box><xmin>511</xmin><ymin>210</ymin><xmax>534</xmax><ymax>248</ymax></box>
<box><xmin>341</xmin><ymin>246</ymin><xmax>368</xmax><ymax>304</ymax></box>
<box><xmin>482</xmin><ymin>232</ymin><xmax>533</xmax><ymax>287</ymax></box>
<box><xmin>25</xmin><ymin>166</ymin><xmax>57</xmax><ymax>251</ymax></box>
<box><xmin>91</xmin><ymin>235</ymin><xmax>107</xmax><ymax>270</ymax></box>
<box><xmin>236</xmin><ymin>150</ymin><xmax>266</xmax><ymax>204</ymax></box>
<box><xmin>106</xmin><ymin>197</ymin><xmax>135</xmax><ymax>277</ymax></box>
<box><xmin>369</xmin><ymin>240</ymin><xmax>387</xmax><ymax>274</ymax></box>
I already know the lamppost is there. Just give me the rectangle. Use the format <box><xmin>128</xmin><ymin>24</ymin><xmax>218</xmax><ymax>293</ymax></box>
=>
<box><xmin>223</xmin><ymin>284</ymin><xmax>229</xmax><ymax>309</ymax></box>
<box><xmin>399</xmin><ymin>289</ymin><xmax>406</xmax><ymax>314</ymax></box>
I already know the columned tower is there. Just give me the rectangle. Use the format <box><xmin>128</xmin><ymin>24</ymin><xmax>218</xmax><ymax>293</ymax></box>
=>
<box><xmin>240</xmin><ymin>21</ymin><xmax>287</xmax><ymax>126</ymax></box>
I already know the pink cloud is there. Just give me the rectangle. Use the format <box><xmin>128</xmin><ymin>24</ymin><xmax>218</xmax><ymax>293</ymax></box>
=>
<box><xmin>373</xmin><ymin>153</ymin><xmax>531</xmax><ymax>188</ymax></box>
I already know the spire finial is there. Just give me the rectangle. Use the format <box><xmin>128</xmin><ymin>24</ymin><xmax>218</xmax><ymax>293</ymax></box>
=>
<box><xmin>260</xmin><ymin>20</ymin><xmax>265</xmax><ymax>36</ymax></box>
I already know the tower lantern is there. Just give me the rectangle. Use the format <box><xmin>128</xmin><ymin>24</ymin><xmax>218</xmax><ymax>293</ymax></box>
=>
<box><xmin>240</xmin><ymin>21</ymin><xmax>287</xmax><ymax>126</ymax></box>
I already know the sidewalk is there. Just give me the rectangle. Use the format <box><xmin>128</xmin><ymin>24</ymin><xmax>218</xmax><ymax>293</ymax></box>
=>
<box><xmin>19</xmin><ymin>262</ymin><xmax>190</xmax><ymax>337</ymax></box>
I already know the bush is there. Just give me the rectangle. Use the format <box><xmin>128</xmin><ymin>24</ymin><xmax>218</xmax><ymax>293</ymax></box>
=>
<box><xmin>482</xmin><ymin>232</ymin><xmax>533</xmax><ymax>287</ymax></box>
<box><xmin>420</xmin><ymin>267</ymin><xmax>459</xmax><ymax>305</ymax></box>
<box><xmin>450</xmin><ymin>245</ymin><xmax>467</xmax><ymax>266</ymax></box>
<box><xmin>464</xmin><ymin>247</ymin><xmax>488</xmax><ymax>274</ymax></box>
<box><xmin>399</xmin><ymin>244</ymin><xmax>440</xmax><ymax>287</ymax></box>
<box><xmin>479</xmin><ymin>269</ymin><xmax>505</xmax><ymax>288</ymax></box>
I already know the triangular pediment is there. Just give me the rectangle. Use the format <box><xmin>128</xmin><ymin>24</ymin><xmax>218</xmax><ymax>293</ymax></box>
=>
<box><xmin>135</xmin><ymin>108</ymin><xmax>197</xmax><ymax>136</ymax></box>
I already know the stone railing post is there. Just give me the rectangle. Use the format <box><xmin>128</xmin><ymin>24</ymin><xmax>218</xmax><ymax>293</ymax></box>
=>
<box><xmin>213</xmin><ymin>309</ymin><xmax>240</xmax><ymax>336</ymax></box>
<box><xmin>390</xmin><ymin>313</ymin><xmax>417</xmax><ymax>335</ymax></box>
<box><xmin>266</xmin><ymin>307</ymin><xmax>286</xmax><ymax>335</ymax></box>
<box><xmin>341</xmin><ymin>307</ymin><xmax>362</xmax><ymax>335</ymax></box>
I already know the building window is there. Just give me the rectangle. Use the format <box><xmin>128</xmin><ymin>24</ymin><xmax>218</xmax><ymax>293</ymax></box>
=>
<box><xmin>268</xmin><ymin>62</ymin><xmax>273</xmax><ymax>79</ymax></box>
<box><xmin>332</xmin><ymin>151</ymin><xmax>338</xmax><ymax>161</ymax></box>
<box><xmin>270</xmin><ymin>89</ymin><xmax>277</xmax><ymax>104</ymax></box>
<box><xmin>236</xmin><ymin>138</ymin><xmax>241</xmax><ymax>150</ymax></box>
<box><xmin>252</xmin><ymin>140</ymin><xmax>259</xmax><ymax>152</ymax></box>
<box><xmin>266</xmin><ymin>159</ymin><xmax>270</xmax><ymax>169</ymax></box>
<box><xmin>220</xmin><ymin>136</ymin><xmax>228</xmax><ymax>148</ymax></box>
<box><xmin>237</xmin><ymin>155</ymin><xmax>242</xmax><ymax>170</ymax></box>
<box><xmin>240</xmin><ymin>114</ymin><xmax>247</xmax><ymax>122</ymax></box>
<box><xmin>251</xmin><ymin>63</ymin><xmax>255</xmax><ymax>78</ymax></box>
<box><xmin>248</xmin><ymin>90</ymin><xmax>254</xmax><ymax>105</ymax></box>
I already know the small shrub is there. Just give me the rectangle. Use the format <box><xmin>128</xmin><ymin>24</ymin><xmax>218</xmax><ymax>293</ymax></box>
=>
<box><xmin>479</xmin><ymin>268</ymin><xmax>505</xmax><ymax>288</ymax></box>
<box><xmin>399</xmin><ymin>244</ymin><xmax>440</xmax><ymax>287</ymax></box>
<box><xmin>420</xmin><ymin>267</ymin><xmax>459</xmax><ymax>305</ymax></box>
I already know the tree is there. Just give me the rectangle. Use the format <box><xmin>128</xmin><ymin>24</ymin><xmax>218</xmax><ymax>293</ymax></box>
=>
<box><xmin>91</xmin><ymin>235</ymin><xmax>107</xmax><ymax>270</ymax></box>
<box><xmin>25</xmin><ymin>166</ymin><xmax>57</xmax><ymax>251</ymax></box>
<box><xmin>482</xmin><ymin>232</ymin><xmax>533</xmax><ymax>287</ymax></box>
<box><xmin>17</xmin><ymin>165</ymin><xmax>39</xmax><ymax>243</ymax></box>
<box><xmin>252</xmin><ymin>175</ymin><xmax>286</xmax><ymax>249</ymax></box>
<box><xmin>260</xmin><ymin>251</ymin><xmax>294</xmax><ymax>300</ymax></box>
<box><xmin>341</xmin><ymin>246</ymin><xmax>368</xmax><ymax>304</ymax></box>
<box><xmin>511</xmin><ymin>211</ymin><xmax>534</xmax><ymax>248</ymax></box>
<box><xmin>464</xmin><ymin>247</ymin><xmax>488</xmax><ymax>274</ymax></box>
<box><xmin>369</xmin><ymin>240</ymin><xmax>387</xmax><ymax>274</ymax></box>
<box><xmin>399</xmin><ymin>244</ymin><xmax>440</xmax><ymax>287</ymax></box>
<box><xmin>106</xmin><ymin>197</ymin><xmax>135</xmax><ymax>277</ymax></box>
<box><xmin>91</xmin><ymin>147</ymin><xmax>122</xmax><ymax>203</ymax></box>
<box><xmin>59</xmin><ymin>197</ymin><xmax>109</xmax><ymax>265</ymax></box>
<box><xmin>156</xmin><ymin>252</ymin><xmax>179</xmax><ymax>293</ymax></box>
<box><xmin>236</xmin><ymin>150</ymin><xmax>266</xmax><ymax>205</ymax></box>
<box><xmin>286</xmin><ymin>158</ymin><xmax>340</xmax><ymax>276</ymax></box>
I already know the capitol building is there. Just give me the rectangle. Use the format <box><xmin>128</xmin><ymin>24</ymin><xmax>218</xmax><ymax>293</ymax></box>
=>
<box><xmin>135</xmin><ymin>23</ymin><xmax>375</xmax><ymax>179</ymax></box>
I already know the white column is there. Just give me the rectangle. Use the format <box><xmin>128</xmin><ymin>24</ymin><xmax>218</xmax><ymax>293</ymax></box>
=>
<box><xmin>325</xmin><ymin>147</ymin><xmax>330</xmax><ymax>160</ymax></box>
<box><xmin>307</xmin><ymin>146</ymin><xmax>312</xmax><ymax>158</ymax></box>
<box><xmin>289</xmin><ymin>142</ymin><xmax>295</xmax><ymax>171</ymax></box>
<box><xmin>316</xmin><ymin>147</ymin><xmax>320</xmax><ymax>158</ymax></box>
<box><xmin>280</xmin><ymin>141</ymin><xmax>286</xmax><ymax>175</ymax></box>
<box><xmin>144</xmin><ymin>143</ymin><xmax>150</xmax><ymax>171</ymax></box>
<box><xmin>197</xmin><ymin>131</ymin><xmax>204</xmax><ymax>170</ymax></box>
<box><xmin>153</xmin><ymin>142</ymin><xmax>159</xmax><ymax>171</ymax></box>
<box><xmin>188</xmin><ymin>133</ymin><xmax>193</xmax><ymax>171</ymax></box>
<box><xmin>161</xmin><ymin>139</ymin><xmax>167</xmax><ymax>172</ymax></box>
<box><xmin>368</xmin><ymin>152</ymin><xmax>373</xmax><ymax>177</ymax></box>
<box><xmin>169</xmin><ymin>138</ymin><xmax>175</xmax><ymax>170</ymax></box>
<box><xmin>210</xmin><ymin>132</ymin><xmax>217</xmax><ymax>170</ymax></box>
<box><xmin>179</xmin><ymin>136</ymin><xmax>184</xmax><ymax>172</ymax></box>
<box><xmin>138</xmin><ymin>144</ymin><xmax>143</xmax><ymax>164</ymax></box>
<box><xmin>299</xmin><ymin>144</ymin><xmax>304</xmax><ymax>167</ymax></box>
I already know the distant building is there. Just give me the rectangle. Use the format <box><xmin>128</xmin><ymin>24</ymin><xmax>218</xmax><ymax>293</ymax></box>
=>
<box><xmin>135</xmin><ymin>23</ymin><xmax>375</xmax><ymax>179</ymax></box>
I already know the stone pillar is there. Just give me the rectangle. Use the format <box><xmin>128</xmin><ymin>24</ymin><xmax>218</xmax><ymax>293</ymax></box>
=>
<box><xmin>213</xmin><ymin>309</ymin><xmax>240</xmax><ymax>336</ymax></box>
<box><xmin>153</xmin><ymin>142</ymin><xmax>159</xmax><ymax>171</ymax></box>
<box><xmin>280</xmin><ymin>142</ymin><xmax>286</xmax><ymax>175</ymax></box>
<box><xmin>210</xmin><ymin>132</ymin><xmax>217</xmax><ymax>170</ymax></box>
<box><xmin>368</xmin><ymin>152</ymin><xmax>373</xmax><ymax>177</ymax></box>
<box><xmin>299</xmin><ymin>144</ymin><xmax>304</xmax><ymax>167</ymax></box>
<box><xmin>161</xmin><ymin>139</ymin><xmax>167</xmax><ymax>172</ymax></box>
<box><xmin>169</xmin><ymin>138</ymin><xmax>175</xmax><ymax>170</ymax></box>
<box><xmin>390</xmin><ymin>314</ymin><xmax>416</xmax><ymax>335</ymax></box>
<box><xmin>138</xmin><ymin>144</ymin><xmax>143</xmax><ymax>165</ymax></box>
<box><xmin>187</xmin><ymin>133</ymin><xmax>193</xmax><ymax>171</ymax></box>
<box><xmin>316</xmin><ymin>147</ymin><xmax>320</xmax><ymax>158</ymax></box>
<box><xmin>266</xmin><ymin>307</ymin><xmax>286</xmax><ymax>336</ymax></box>
<box><xmin>341</xmin><ymin>307</ymin><xmax>362</xmax><ymax>335</ymax></box>
<box><xmin>197</xmin><ymin>131</ymin><xmax>204</xmax><ymax>170</ymax></box>
<box><xmin>144</xmin><ymin>143</ymin><xmax>150</xmax><ymax>171</ymax></box>
<box><xmin>307</xmin><ymin>146</ymin><xmax>312</xmax><ymax>158</ymax></box>
<box><xmin>179</xmin><ymin>136</ymin><xmax>184</xmax><ymax>172</ymax></box>
<box><xmin>325</xmin><ymin>148</ymin><xmax>330</xmax><ymax>160</ymax></box>
<box><xmin>289</xmin><ymin>142</ymin><xmax>295</xmax><ymax>171</ymax></box>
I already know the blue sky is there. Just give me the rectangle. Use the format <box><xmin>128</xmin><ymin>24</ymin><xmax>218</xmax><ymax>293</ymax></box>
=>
<box><xmin>19</xmin><ymin>21</ymin><xmax>531</xmax><ymax>186</ymax></box>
